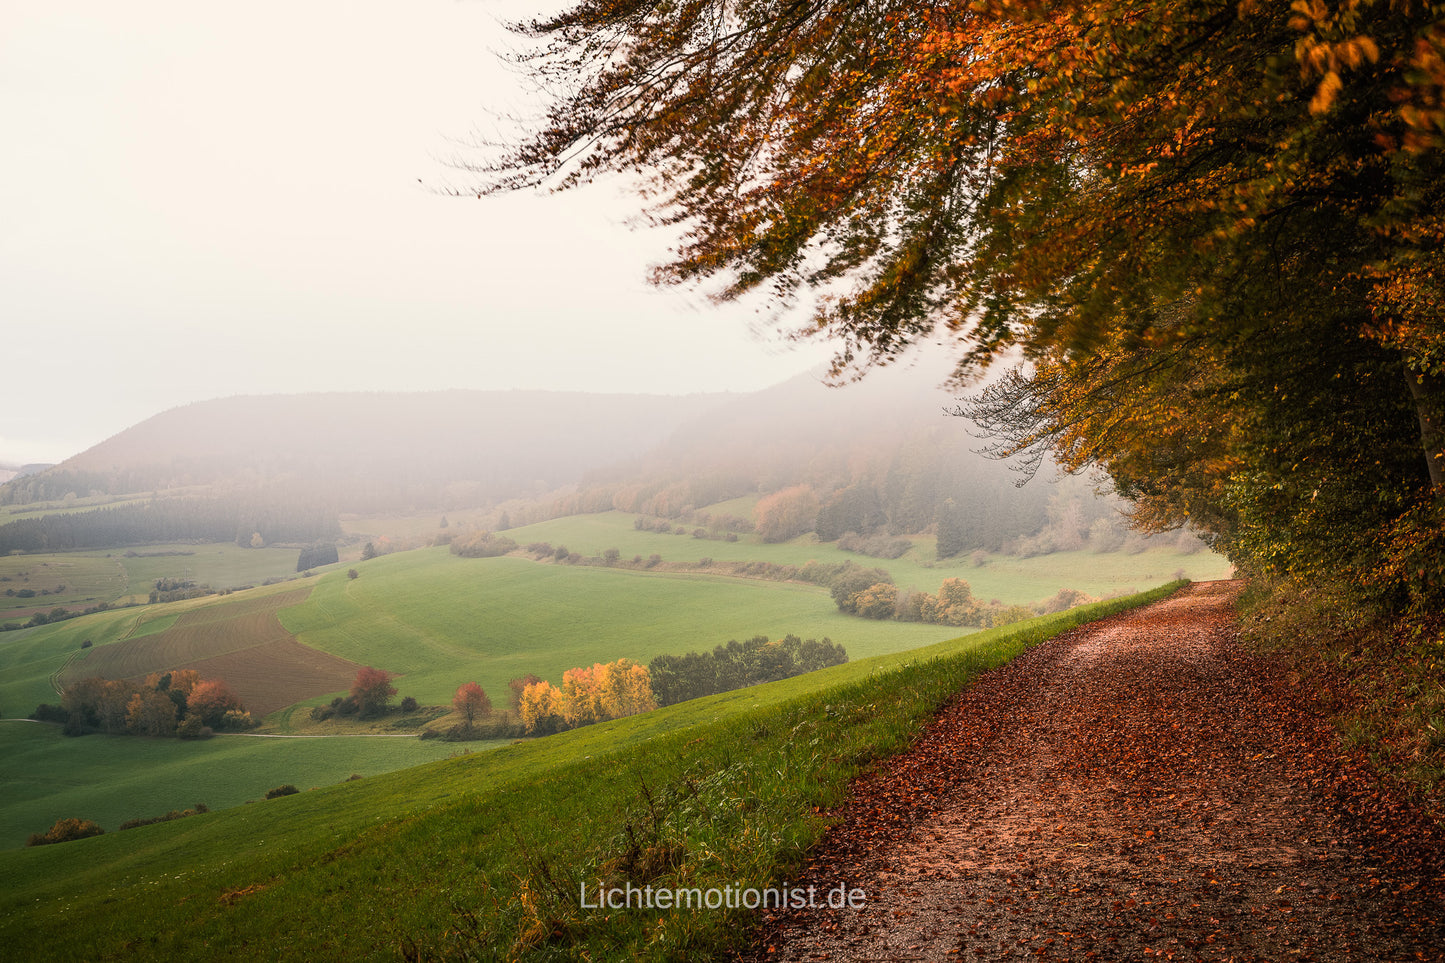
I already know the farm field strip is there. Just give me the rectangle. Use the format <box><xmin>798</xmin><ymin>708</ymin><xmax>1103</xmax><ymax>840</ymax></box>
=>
<box><xmin>57</xmin><ymin>588</ymin><xmax>326</xmax><ymax>710</ymax></box>
<box><xmin>177</xmin><ymin>639</ymin><xmax>361</xmax><ymax>717</ymax></box>
<box><xmin>61</xmin><ymin>590</ymin><xmax>309</xmax><ymax>677</ymax></box>
<box><xmin>282</xmin><ymin>549</ymin><xmax>960</xmax><ymax>708</ymax></box>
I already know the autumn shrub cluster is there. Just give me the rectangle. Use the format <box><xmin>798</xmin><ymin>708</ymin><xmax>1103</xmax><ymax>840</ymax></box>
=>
<box><xmin>835</xmin><ymin>531</ymin><xmax>913</xmax><ymax>559</ymax></box>
<box><xmin>648</xmin><ymin>634</ymin><xmax>849</xmax><ymax>707</ymax></box>
<box><xmin>309</xmin><ymin>666</ymin><xmax>414</xmax><ymax>722</ymax></box>
<box><xmin>835</xmin><ymin>574</ymin><xmax>1078</xmax><ymax>629</ymax></box>
<box><xmin>119</xmin><ymin>803</ymin><xmax>208</xmax><ymax>831</ymax></box>
<box><xmin>36</xmin><ymin>671</ymin><xmax>251</xmax><ymax>737</ymax></box>
<box><xmin>26</xmin><ymin>817</ymin><xmax>105</xmax><ymax>847</ymax></box>
<box><xmin>517</xmin><ymin>659</ymin><xmax>657</xmax><ymax>735</ymax></box>
<box><xmin>448</xmin><ymin>530</ymin><xmax>519</xmax><ymax>558</ymax></box>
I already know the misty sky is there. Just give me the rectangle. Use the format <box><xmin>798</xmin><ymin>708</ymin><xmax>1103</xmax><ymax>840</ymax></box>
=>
<box><xmin>1</xmin><ymin>0</ymin><xmax>864</xmax><ymax>465</ymax></box>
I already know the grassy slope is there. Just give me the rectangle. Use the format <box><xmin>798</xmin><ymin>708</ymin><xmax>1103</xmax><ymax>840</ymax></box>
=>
<box><xmin>0</xmin><ymin>553</ymin><xmax>128</xmax><ymax>619</ymax></box>
<box><xmin>0</xmin><ymin>723</ymin><xmax>468</xmax><ymax>850</ymax></box>
<box><xmin>280</xmin><ymin>549</ymin><xmax>959</xmax><ymax>710</ymax></box>
<box><xmin>0</xmin><ymin>583</ymin><xmax>1185</xmax><ymax>962</ymax></box>
<box><xmin>0</xmin><ymin>541</ymin><xmax>319</xmax><ymax>615</ymax></box>
<box><xmin>501</xmin><ymin>510</ymin><xmax>1232</xmax><ymax>601</ymax></box>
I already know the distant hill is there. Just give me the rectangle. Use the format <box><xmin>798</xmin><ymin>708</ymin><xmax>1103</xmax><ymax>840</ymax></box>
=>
<box><xmin>0</xmin><ymin>463</ymin><xmax>53</xmax><ymax>483</ymax></box>
<box><xmin>557</xmin><ymin>363</ymin><xmax>1147</xmax><ymax>556</ymax></box>
<box><xmin>0</xmin><ymin>372</ymin><xmax>1169</xmax><ymax>558</ymax></box>
<box><xmin>0</xmin><ymin>390</ymin><xmax>734</xmax><ymax>512</ymax></box>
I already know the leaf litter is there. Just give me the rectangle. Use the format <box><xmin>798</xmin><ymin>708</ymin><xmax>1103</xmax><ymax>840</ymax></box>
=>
<box><xmin>745</xmin><ymin>581</ymin><xmax>1445</xmax><ymax>962</ymax></box>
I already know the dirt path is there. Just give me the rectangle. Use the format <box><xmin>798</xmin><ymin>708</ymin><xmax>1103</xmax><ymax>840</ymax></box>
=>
<box><xmin>747</xmin><ymin>581</ymin><xmax>1445</xmax><ymax>962</ymax></box>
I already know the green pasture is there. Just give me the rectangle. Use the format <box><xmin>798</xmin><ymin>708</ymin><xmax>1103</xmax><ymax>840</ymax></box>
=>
<box><xmin>501</xmin><ymin>509</ymin><xmax>1232</xmax><ymax>600</ymax></box>
<box><xmin>279</xmin><ymin>548</ymin><xmax>960</xmax><ymax>712</ymax></box>
<box><xmin>0</xmin><ymin>553</ymin><xmax>128</xmax><ymax>619</ymax></box>
<box><xmin>108</xmin><ymin>542</ymin><xmax>318</xmax><ymax>599</ymax></box>
<box><xmin>0</xmin><ymin>584</ymin><xmax>1185</xmax><ymax>961</ymax></box>
<box><xmin>0</xmin><ymin>606</ymin><xmax>159</xmax><ymax>717</ymax></box>
<box><xmin>0</xmin><ymin>541</ymin><xmax>314</xmax><ymax>615</ymax></box>
<box><xmin>0</xmin><ymin>722</ymin><xmax>466</xmax><ymax>850</ymax></box>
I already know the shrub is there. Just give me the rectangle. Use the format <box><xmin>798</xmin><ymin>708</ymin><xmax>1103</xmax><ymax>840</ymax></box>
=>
<box><xmin>26</xmin><ymin>817</ymin><xmax>104</xmax><ymax>846</ymax></box>
<box><xmin>399</xmin><ymin>695</ymin><xmax>419</xmax><ymax>713</ymax></box>
<box><xmin>265</xmin><ymin>785</ymin><xmax>300</xmax><ymax>800</ymax></box>
<box><xmin>30</xmin><ymin>703</ymin><xmax>69</xmax><ymax>725</ymax></box>
<box><xmin>219</xmin><ymin>709</ymin><xmax>255</xmax><ymax>731</ymax></box>
<box><xmin>119</xmin><ymin>804</ymin><xmax>207</xmax><ymax>831</ymax></box>
<box><xmin>175</xmin><ymin>714</ymin><xmax>213</xmax><ymax>739</ymax></box>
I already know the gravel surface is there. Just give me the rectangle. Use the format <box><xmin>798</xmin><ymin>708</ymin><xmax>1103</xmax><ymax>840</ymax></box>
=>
<box><xmin>745</xmin><ymin>581</ymin><xmax>1445</xmax><ymax>962</ymax></box>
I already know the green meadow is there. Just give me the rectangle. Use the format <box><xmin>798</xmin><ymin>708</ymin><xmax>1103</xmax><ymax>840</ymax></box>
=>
<box><xmin>500</xmin><ymin>509</ymin><xmax>1232</xmax><ymax>600</ymax></box>
<box><xmin>280</xmin><ymin>548</ymin><xmax>960</xmax><ymax>711</ymax></box>
<box><xmin>0</xmin><ymin>584</ymin><xmax>1184</xmax><ymax>961</ymax></box>
<box><xmin>0</xmin><ymin>541</ymin><xmax>311</xmax><ymax>615</ymax></box>
<box><xmin>0</xmin><ymin>722</ymin><xmax>466</xmax><ymax>850</ymax></box>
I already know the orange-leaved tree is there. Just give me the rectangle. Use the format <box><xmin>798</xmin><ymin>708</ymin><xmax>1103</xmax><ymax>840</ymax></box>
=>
<box><xmin>452</xmin><ymin>682</ymin><xmax>493</xmax><ymax>726</ymax></box>
<box><xmin>477</xmin><ymin>0</ymin><xmax>1445</xmax><ymax>610</ymax></box>
<box><xmin>351</xmin><ymin>666</ymin><xmax>397</xmax><ymax>718</ymax></box>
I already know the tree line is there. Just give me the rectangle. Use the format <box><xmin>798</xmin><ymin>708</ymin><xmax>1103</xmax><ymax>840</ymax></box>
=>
<box><xmin>482</xmin><ymin>0</ymin><xmax>1445</xmax><ymax>620</ymax></box>
<box><xmin>34</xmin><ymin>670</ymin><xmax>252</xmax><ymax>738</ymax></box>
<box><xmin>648</xmin><ymin>635</ymin><xmax>848</xmax><ymax>708</ymax></box>
<box><xmin>0</xmin><ymin>494</ymin><xmax>338</xmax><ymax>555</ymax></box>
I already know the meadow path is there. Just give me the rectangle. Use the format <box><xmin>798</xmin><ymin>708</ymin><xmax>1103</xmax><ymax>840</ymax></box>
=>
<box><xmin>747</xmin><ymin>581</ymin><xmax>1445</xmax><ymax>962</ymax></box>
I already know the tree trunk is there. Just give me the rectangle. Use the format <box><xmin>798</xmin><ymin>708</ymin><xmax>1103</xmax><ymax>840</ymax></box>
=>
<box><xmin>1405</xmin><ymin>367</ymin><xmax>1445</xmax><ymax>488</ymax></box>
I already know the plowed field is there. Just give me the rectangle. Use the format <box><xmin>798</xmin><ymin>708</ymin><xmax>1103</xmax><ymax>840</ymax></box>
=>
<box><xmin>59</xmin><ymin>587</ymin><xmax>361</xmax><ymax>717</ymax></box>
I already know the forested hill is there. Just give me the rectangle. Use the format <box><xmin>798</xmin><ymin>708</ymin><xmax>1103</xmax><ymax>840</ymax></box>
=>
<box><xmin>0</xmin><ymin>390</ymin><xmax>734</xmax><ymax>512</ymax></box>
<box><xmin>566</xmin><ymin>365</ymin><xmax>1141</xmax><ymax>556</ymax></box>
<box><xmin>0</xmin><ymin>371</ymin><xmax>1151</xmax><ymax>558</ymax></box>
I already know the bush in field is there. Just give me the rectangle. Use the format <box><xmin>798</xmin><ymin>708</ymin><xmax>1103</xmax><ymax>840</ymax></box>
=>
<box><xmin>836</xmin><ymin>531</ymin><xmax>913</xmax><ymax>559</ymax></box>
<box><xmin>851</xmin><ymin>582</ymin><xmax>900</xmax><ymax>620</ymax></box>
<box><xmin>219</xmin><ymin>709</ymin><xmax>256</xmax><ymax>731</ymax></box>
<box><xmin>26</xmin><ymin>817</ymin><xmax>104</xmax><ymax>847</ymax></box>
<box><xmin>755</xmin><ymin>485</ymin><xmax>820</xmax><ymax>542</ymax></box>
<box><xmin>351</xmin><ymin>666</ymin><xmax>396</xmax><ymax>718</ymax></box>
<box><xmin>119</xmin><ymin>804</ymin><xmax>208</xmax><ymax>831</ymax></box>
<box><xmin>453</xmin><ymin>682</ymin><xmax>492</xmax><ymax>725</ymax></box>
<box><xmin>175</xmin><ymin>714</ymin><xmax>213</xmax><ymax>739</ymax></box>
<box><xmin>188</xmin><ymin>678</ymin><xmax>244</xmax><ymax>728</ymax></box>
<box><xmin>1037</xmin><ymin>587</ymin><xmax>1098</xmax><ymax>614</ymax></box>
<box><xmin>828</xmin><ymin>563</ymin><xmax>895</xmax><ymax>614</ymax></box>
<box><xmin>399</xmin><ymin>695</ymin><xmax>419</xmax><ymax>713</ymax></box>
<box><xmin>265</xmin><ymin>785</ymin><xmax>300</xmax><ymax>800</ymax></box>
<box><xmin>449</xmin><ymin>531</ymin><xmax>519</xmax><ymax>558</ymax></box>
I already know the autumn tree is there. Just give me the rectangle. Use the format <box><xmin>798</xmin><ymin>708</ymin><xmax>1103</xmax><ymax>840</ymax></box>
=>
<box><xmin>452</xmin><ymin>682</ymin><xmax>493</xmax><ymax>726</ymax></box>
<box><xmin>518</xmin><ymin>680</ymin><xmax>566</xmax><ymax>734</ymax></box>
<box><xmin>188</xmin><ymin>678</ymin><xmax>244</xmax><ymax>728</ymax></box>
<box><xmin>351</xmin><ymin>666</ymin><xmax>397</xmax><ymax>718</ymax></box>
<box><xmin>754</xmin><ymin>485</ymin><xmax>820</xmax><ymax>543</ymax></box>
<box><xmin>126</xmin><ymin>689</ymin><xmax>178</xmax><ymax>737</ymax></box>
<box><xmin>481</xmin><ymin>0</ymin><xmax>1445</xmax><ymax>612</ymax></box>
<box><xmin>508</xmin><ymin>673</ymin><xmax>544</xmax><ymax>713</ymax></box>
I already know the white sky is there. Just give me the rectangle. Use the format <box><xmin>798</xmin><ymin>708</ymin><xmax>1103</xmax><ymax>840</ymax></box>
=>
<box><xmin>0</xmin><ymin>0</ymin><xmax>846</xmax><ymax>465</ymax></box>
